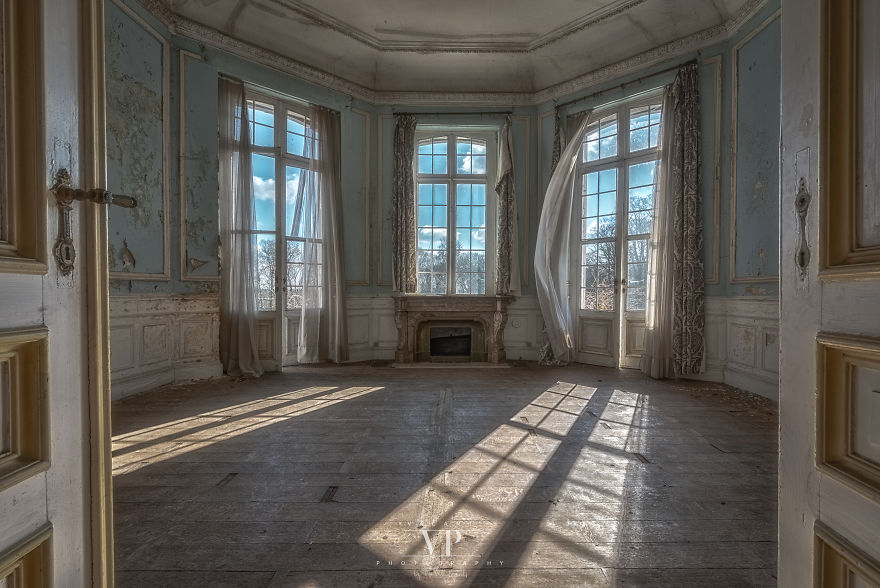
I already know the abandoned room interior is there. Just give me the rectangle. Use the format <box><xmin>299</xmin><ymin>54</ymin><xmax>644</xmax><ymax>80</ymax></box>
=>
<box><xmin>1</xmin><ymin>0</ymin><xmax>879</xmax><ymax>585</ymax></box>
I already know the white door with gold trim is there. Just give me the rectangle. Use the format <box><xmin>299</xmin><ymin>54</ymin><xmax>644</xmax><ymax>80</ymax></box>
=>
<box><xmin>0</xmin><ymin>0</ymin><xmax>113</xmax><ymax>586</ymax></box>
<box><xmin>779</xmin><ymin>0</ymin><xmax>880</xmax><ymax>585</ymax></box>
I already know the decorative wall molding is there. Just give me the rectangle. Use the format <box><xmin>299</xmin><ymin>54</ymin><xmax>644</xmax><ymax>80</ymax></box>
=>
<box><xmin>109</xmin><ymin>294</ymin><xmax>222</xmax><ymax>399</ymax></box>
<box><xmin>348</xmin><ymin>107</ymin><xmax>371</xmax><ymax>286</ymax></box>
<box><xmin>376</xmin><ymin>114</ymin><xmax>392</xmax><ymax>286</ymax></box>
<box><xmin>107</xmin><ymin>0</ymin><xmax>172</xmax><ymax>281</ymax></box>
<box><xmin>135</xmin><ymin>0</ymin><xmax>770</xmax><ymax>106</ymax></box>
<box><xmin>178</xmin><ymin>50</ymin><xmax>220</xmax><ymax>282</ymax></box>
<box><xmin>511</xmin><ymin>115</ymin><xmax>532</xmax><ymax>288</ymax></box>
<box><xmin>729</xmin><ymin>10</ymin><xmax>781</xmax><ymax>284</ymax></box>
<box><xmin>692</xmin><ymin>296</ymin><xmax>779</xmax><ymax>399</ymax></box>
<box><xmin>702</xmin><ymin>55</ymin><xmax>723</xmax><ymax>285</ymax></box>
<box><xmin>345</xmin><ymin>295</ymin><xmax>398</xmax><ymax>362</ymax></box>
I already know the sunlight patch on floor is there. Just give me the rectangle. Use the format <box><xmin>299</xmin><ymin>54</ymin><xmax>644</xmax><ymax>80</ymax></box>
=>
<box><xmin>112</xmin><ymin>385</ymin><xmax>382</xmax><ymax>475</ymax></box>
<box><xmin>359</xmin><ymin>381</ymin><xmax>644</xmax><ymax>586</ymax></box>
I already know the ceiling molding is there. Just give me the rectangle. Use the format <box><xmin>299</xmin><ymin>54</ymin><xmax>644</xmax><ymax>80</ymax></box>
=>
<box><xmin>251</xmin><ymin>0</ymin><xmax>649</xmax><ymax>54</ymax></box>
<box><xmin>137</xmin><ymin>0</ymin><xmax>770</xmax><ymax>106</ymax></box>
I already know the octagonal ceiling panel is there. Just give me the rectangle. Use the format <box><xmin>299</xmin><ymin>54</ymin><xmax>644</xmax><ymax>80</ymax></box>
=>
<box><xmin>165</xmin><ymin>0</ymin><xmax>758</xmax><ymax>97</ymax></box>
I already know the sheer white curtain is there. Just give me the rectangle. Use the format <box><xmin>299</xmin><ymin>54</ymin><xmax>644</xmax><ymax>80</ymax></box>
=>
<box><xmin>295</xmin><ymin>105</ymin><xmax>347</xmax><ymax>363</ymax></box>
<box><xmin>642</xmin><ymin>63</ymin><xmax>705</xmax><ymax>378</ymax></box>
<box><xmin>218</xmin><ymin>78</ymin><xmax>263</xmax><ymax>377</ymax></box>
<box><xmin>641</xmin><ymin>87</ymin><xmax>676</xmax><ymax>378</ymax></box>
<box><xmin>535</xmin><ymin>111</ymin><xmax>592</xmax><ymax>362</ymax></box>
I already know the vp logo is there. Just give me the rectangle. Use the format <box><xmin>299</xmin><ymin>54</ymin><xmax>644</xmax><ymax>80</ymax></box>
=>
<box><xmin>419</xmin><ymin>529</ymin><xmax>463</xmax><ymax>557</ymax></box>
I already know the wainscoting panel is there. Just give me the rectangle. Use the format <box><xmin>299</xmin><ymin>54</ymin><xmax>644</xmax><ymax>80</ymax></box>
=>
<box><xmin>110</xmin><ymin>294</ymin><xmax>222</xmax><ymax>399</ymax></box>
<box><xmin>697</xmin><ymin>296</ymin><xmax>779</xmax><ymax>400</ymax></box>
<box><xmin>346</xmin><ymin>296</ymin><xmax>397</xmax><ymax>362</ymax></box>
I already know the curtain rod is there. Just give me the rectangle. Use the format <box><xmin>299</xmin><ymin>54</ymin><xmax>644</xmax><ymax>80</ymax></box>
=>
<box><xmin>393</xmin><ymin>111</ymin><xmax>513</xmax><ymax>117</ymax></box>
<box><xmin>554</xmin><ymin>59</ymin><xmax>697</xmax><ymax>111</ymax></box>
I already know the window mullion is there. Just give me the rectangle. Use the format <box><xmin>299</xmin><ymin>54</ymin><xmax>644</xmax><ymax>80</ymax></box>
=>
<box><xmin>448</xmin><ymin>178</ymin><xmax>455</xmax><ymax>294</ymax></box>
<box><xmin>275</xmin><ymin>102</ymin><xmax>285</xmax><ymax>311</ymax></box>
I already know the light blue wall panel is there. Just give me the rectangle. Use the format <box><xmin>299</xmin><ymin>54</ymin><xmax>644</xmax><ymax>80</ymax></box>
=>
<box><xmin>181</xmin><ymin>55</ymin><xmax>220</xmax><ymax>279</ymax></box>
<box><xmin>731</xmin><ymin>14</ymin><xmax>781</xmax><ymax>286</ymax></box>
<box><xmin>106</xmin><ymin>1</ymin><xmax>167</xmax><ymax>278</ymax></box>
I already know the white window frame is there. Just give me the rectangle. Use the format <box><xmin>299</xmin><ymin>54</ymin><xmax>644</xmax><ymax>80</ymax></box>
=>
<box><xmin>246</xmin><ymin>90</ymin><xmax>317</xmax><ymax>313</ymax></box>
<box><xmin>574</xmin><ymin>93</ymin><xmax>663</xmax><ymax>314</ymax></box>
<box><xmin>413</xmin><ymin>128</ymin><xmax>498</xmax><ymax>296</ymax></box>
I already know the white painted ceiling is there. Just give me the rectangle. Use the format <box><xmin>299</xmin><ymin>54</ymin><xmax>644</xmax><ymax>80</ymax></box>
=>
<box><xmin>162</xmin><ymin>0</ymin><xmax>758</xmax><ymax>99</ymax></box>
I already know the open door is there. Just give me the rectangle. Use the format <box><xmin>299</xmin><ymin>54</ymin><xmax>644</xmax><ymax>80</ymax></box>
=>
<box><xmin>780</xmin><ymin>0</ymin><xmax>880</xmax><ymax>585</ymax></box>
<box><xmin>0</xmin><ymin>0</ymin><xmax>114</xmax><ymax>585</ymax></box>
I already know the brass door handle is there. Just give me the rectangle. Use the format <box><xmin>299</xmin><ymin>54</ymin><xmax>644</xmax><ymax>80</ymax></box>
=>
<box><xmin>54</xmin><ymin>186</ymin><xmax>137</xmax><ymax>208</ymax></box>
<box><xmin>50</xmin><ymin>168</ymin><xmax>139</xmax><ymax>276</ymax></box>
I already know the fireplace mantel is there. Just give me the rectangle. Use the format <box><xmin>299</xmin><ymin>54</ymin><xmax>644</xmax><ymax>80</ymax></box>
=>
<box><xmin>393</xmin><ymin>295</ymin><xmax>512</xmax><ymax>364</ymax></box>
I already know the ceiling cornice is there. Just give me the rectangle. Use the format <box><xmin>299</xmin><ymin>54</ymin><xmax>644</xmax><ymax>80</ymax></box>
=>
<box><xmin>251</xmin><ymin>0</ymin><xmax>649</xmax><ymax>54</ymax></box>
<box><xmin>136</xmin><ymin>0</ymin><xmax>770</xmax><ymax>106</ymax></box>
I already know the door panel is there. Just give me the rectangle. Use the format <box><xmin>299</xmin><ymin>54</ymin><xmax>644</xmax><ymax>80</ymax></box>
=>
<box><xmin>780</xmin><ymin>0</ymin><xmax>880</xmax><ymax>584</ymax></box>
<box><xmin>0</xmin><ymin>0</ymin><xmax>111</xmax><ymax>585</ymax></box>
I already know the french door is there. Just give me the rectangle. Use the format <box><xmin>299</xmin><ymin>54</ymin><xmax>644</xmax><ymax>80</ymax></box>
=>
<box><xmin>248</xmin><ymin>94</ymin><xmax>317</xmax><ymax>368</ymax></box>
<box><xmin>573</xmin><ymin>98</ymin><xmax>662</xmax><ymax>368</ymax></box>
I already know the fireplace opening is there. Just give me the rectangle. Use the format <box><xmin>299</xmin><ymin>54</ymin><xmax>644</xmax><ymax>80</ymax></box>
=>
<box><xmin>429</xmin><ymin>326</ymin><xmax>471</xmax><ymax>357</ymax></box>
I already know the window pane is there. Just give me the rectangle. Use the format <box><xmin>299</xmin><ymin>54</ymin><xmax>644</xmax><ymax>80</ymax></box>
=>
<box><xmin>254</xmin><ymin>234</ymin><xmax>276</xmax><ymax>311</ymax></box>
<box><xmin>599</xmin><ymin>168</ymin><xmax>617</xmax><ymax>192</ymax></box>
<box><xmin>418</xmin><ymin>184</ymin><xmax>432</xmax><ymax>205</ymax></box>
<box><xmin>248</xmin><ymin>100</ymin><xmax>274</xmax><ymax>148</ymax></box>
<box><xmin>472</xmin><ymin>184</ymin><xmax>486</xmax><ymax>205</ymax></box>
<box><xmin>456</xmin><ymin>205</ymin><xmax>470</xmax><ymax>228</ymax></box>
<box><xmin>597</xmin><ymin>241</ymin><xmax>614</xmax><ymax>265</ymax></box>
<box><xmin>628</xmin><ymin>238</ymin><xmax>648</xmax><ymax>265</ymax></box>
<box><xmin>456</xmin><ymin>138</ymin><xmax>487</xmax><ymax>175</ymax></box>
<box><xmin>628</xmin><ymin>209</ymin><xmax>653</xmax><ymax>236</ymax></box>
<box><xmin>629</xmin><ymin>161</ymin><xmax>656</xmax><ymax>188</ymax></box>
<box><xmin>582</xmin><ymin>243</ymin><xmax>598</xmax><ymax>266</ymax></box>
<box><xmin>580</xmin><ymin>243</ymin><xmax>615</xmax><ymax>311</ymax></box>
<box><xmin>417</xmin><ymin>137</ymin><xmax>447</xmax><ymax>173</ymax></box>
<box><xmin>626</xmin><ymin>240</ymin><xmax>648</xmax><ymax>311</ymax></box>
<box><xmin>285</xmin><ymin>165</ymin><xmax>304</xmax><ymax>237</ymax></box>
<box><xmin>286</xmin><ymin>111</ymin><xmax>307</xmax><ymax>156</ymax></box>
<box><xmin>252</xmin><ymin>153</ymin><xmax>276</xmax><ymax>231</ymax></box>
<box><xmin>630</xmin><ymin>103</ymin><xmax>662</xmax><ymax>151</ymax></box>
<box><xmin>285</xmin><ymin>239</ymin><xmax>304</xmax><ymax>310</ymax></box>
<box><xmin>630</xmin><ymin>128</ymin><xmax>649</xmax><ymax>151</ymax></box>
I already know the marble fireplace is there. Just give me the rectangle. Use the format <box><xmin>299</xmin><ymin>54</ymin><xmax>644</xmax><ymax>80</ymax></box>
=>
<box><xmin>393</xmin><ymin>295</ymin><xmax>512</xmax><ymax>364</ymax></box>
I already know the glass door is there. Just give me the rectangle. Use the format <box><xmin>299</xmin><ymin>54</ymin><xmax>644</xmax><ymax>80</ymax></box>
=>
<box><xmin>573</xmin><ymin>99</ymin><xmax>662</xmax><ymax>368</ymax></box>
<box><xmin>249</xmin><ymin>95</ymin><xmax>315</xmax><ymax>368</ymax></box>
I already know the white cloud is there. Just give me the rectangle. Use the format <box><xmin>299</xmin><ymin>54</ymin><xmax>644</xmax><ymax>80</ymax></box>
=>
<box><xmin>253</xmin><ymin>176</ymin><xmax>275</xmax><ymax>201</ymax></box>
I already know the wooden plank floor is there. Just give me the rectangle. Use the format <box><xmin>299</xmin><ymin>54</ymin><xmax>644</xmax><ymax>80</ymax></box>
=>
<box><xmin>112</xmin><ymin>363</ymin><xmax>778</xmax><ymax>587</ymax></box>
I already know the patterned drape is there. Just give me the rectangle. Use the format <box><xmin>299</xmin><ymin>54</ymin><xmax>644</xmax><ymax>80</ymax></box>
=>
<box><xmin>392</xmin><ymin>115</ymin><xmax>418</xmax><ymax>293</ymax></box>
<box><xmin>495</xmin><ymin>116</ymin><xmax>519</xmax><ymax>295</ymax></box>
<box><xmin>642</xmin><ymin>63</ymin><xmax>705</xmax><ymax>377</ymax></box>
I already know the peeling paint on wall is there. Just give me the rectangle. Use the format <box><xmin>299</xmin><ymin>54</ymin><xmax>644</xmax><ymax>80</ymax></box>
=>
<box><xmin>733</xmin><ymin>15</ymin><xmax>780</xmax><ymax>282</ymax></box>
<box><xmin>105</xmin><ymin>1</ymin><xmax>166</xmax><ymax>275</ymax></box>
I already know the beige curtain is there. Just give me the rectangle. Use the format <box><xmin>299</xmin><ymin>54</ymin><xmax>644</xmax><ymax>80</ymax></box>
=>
<box><xmin>392</xmin><ymin>115</ymin><xmax>417</xmax><ymax>293</ymax></box>
<box><xmin>218</xmin><ymin>78</ymin><xmax>263</xmax><ymax>377</ymax></box>
<box><xmin>295</xmin><ymin>106</ymin><xmax>348</xmax><ymax>363</ymax></box>
<box><xmin>642</xmin><ymin>63</ymin><xmax>705</xmax><ymax>378</ymax></box>
<box><xmin>495</xmin><ymin>115</ymin><xmax>520</xmax><ymax>295</ymax></box>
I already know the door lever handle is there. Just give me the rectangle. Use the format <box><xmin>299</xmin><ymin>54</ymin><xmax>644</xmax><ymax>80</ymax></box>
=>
<box><xmin>54</xmin><ymin>186</ymin><xmax>137</xmax><ymax>208</ymax></box>
<box><xmin>51</xmin><ymin>169</ymin><xmax>138</xmax><ymax>208</ymax></box>
<box><xmin>49</xmin><ymin>168</ymin><xmax>139</xmax><ymax>276</ymax></box>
